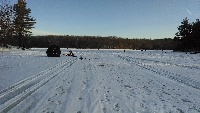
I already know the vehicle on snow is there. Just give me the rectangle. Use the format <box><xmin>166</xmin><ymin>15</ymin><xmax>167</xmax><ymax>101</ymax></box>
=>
<box><xmin>46</xmin><ymin>45</ymin><xmax>61</xmax><ymax>57</ymax></box>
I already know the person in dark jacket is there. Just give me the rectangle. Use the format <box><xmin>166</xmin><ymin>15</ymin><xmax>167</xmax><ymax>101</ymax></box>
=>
<box><xmin>66</xmin><ymin>50</ymin><xmax>75</xmax><ymax>57</ymax></box>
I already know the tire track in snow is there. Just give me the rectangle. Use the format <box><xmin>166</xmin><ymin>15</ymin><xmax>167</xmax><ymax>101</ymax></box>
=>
<box><xmin>114</xmin><ymin>54</ymin><xmax>200</xmax><ymax>91</ymax></box>
<box><xmin>0</xmin><ymin>58</ymin><xmax>75</xmax><ymax>95</ymax></box>
<box><xmin>131</xmin><ymin>56</ymin><xmax>200</xmax><ymax>70</ymax></box>
<box><xmin>33</xmin><ymin>61</ymin><xmax>78</xmax><ymax>113</ymax></box>
<box><xmin>0</xmin><ymin>58</ymin><xmax>78</xmax><ymax>113</ymax></box>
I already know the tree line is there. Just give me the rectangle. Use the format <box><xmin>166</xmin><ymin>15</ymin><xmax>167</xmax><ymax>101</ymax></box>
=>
<box><xmin>8</xmin><ymin>35</ymin><xmax>175</xmax><ymax>50</ymax></box>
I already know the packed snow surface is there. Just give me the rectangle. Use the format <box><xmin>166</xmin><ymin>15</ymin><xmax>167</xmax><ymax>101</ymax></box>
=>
<box><xmin>0</xmin><ymin>48</ymin><xmax>200</xmax><ymax>113</ymax></box>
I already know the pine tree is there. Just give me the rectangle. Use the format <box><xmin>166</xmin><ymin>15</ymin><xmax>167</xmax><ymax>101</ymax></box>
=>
<box><xmin>174</xmin><ymin>17</ymin><xmax>192</xmax><ymax>51</ymax></box>
<box><xmin>13</xmin><ymin>0</ymin><xmax>36</xmax><ymax>48</ymax></box>
<box><xmin>0</xmin><ymin>0</ymin><xmax>14</xmax><ymax>47</ymax></box>
<box><xmin>192</xmin><ymin>19</ymin><xmax>200</xmax><ymax>52</ymax></box>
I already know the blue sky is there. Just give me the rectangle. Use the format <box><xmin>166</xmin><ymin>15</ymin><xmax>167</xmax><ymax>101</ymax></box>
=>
<box><xmin>10</xmin><ymin>0</ymin><xmax>200</xmax><ymax>39</ymax></box>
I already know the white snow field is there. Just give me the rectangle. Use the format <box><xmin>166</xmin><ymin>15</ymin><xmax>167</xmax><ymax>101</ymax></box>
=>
<box><xmin>0</xmin><ymin>48</ymin><xmax>200</xmax><ymax>113</ymax></box>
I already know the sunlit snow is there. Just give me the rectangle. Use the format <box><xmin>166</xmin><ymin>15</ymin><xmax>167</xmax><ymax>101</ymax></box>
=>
<box><xmin>0</xmin><ymin>48</ymin><xmax>200</xmax><ymax>113</ymax></box>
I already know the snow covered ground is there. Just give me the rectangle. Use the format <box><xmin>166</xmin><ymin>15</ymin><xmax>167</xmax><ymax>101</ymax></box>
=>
<box><xmin>0</xmin><ymin>48</ymin><xmax>200</xmax><ymax>113</ymax></box>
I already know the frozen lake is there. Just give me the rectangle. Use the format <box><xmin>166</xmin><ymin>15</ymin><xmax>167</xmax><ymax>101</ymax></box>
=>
<box><xmin>0</xmin><ymin>48</ymin><xmax>200</xmax><ymax>113</ymax></box>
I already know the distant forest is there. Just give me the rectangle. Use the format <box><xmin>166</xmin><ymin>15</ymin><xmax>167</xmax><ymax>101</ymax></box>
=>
<box><xmin>9</xmin><ymin>35</ymin><xmax>175</xmax><ymax>50</ymax></box>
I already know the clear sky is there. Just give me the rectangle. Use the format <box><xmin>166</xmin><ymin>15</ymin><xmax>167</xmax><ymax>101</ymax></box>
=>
<box><xmin>9</xmin><ymin>0</ymin><xmax>200</xmax><ymax>39</ymax></box>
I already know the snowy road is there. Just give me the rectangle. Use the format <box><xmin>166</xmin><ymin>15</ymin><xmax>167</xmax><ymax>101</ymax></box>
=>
<box><xmin>0</xmin><ymin>49</ymin><xmax>200</xmax><ymax>113</ymax></box>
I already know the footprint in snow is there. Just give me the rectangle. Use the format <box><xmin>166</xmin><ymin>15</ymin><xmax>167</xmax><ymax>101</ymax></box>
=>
<box><xmin>56</xmin><ymin>86</ymin><xmax>65</xmax><ymax>94</ymax></box>
<box><xmin>102</xmin><ymin>108</ymin><xmax>106</xmax><ymax>113</ymax></box>
<box><xmin>113</xmin><ymin>103</ymin><xmax>120</xmax><ymax>111</ymax></box>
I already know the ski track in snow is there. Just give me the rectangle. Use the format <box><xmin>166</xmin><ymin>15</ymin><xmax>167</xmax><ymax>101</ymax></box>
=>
<box><xmin>0</xmin><ymin>57</ymin><xmax>78</xmax><ymax>113</ymax></box>
<box><xmin>0</xmin><ymin>49</ymin><xmax>200</xmax><ymax>113</ymax></box>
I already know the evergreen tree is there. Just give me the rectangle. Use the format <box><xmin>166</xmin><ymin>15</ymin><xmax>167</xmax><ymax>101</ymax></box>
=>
<box><xmin>0</xmin><ymin>0</ymin><xmax>14</xmax><ymax>47</ymax></box>
<box><xmin>191</xmin><ymin>19</ymin><xmax>200</xmax><ymax>52</ymax></box>
<box><xmin>174</xmin><ymin>17</ymin><xmax>192</xmax><ymax>51</ymax></box>
<box><xmin>13</xmin><ymin>0</ymin><xmax>36</xmax><ymax>48</ymax></box>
